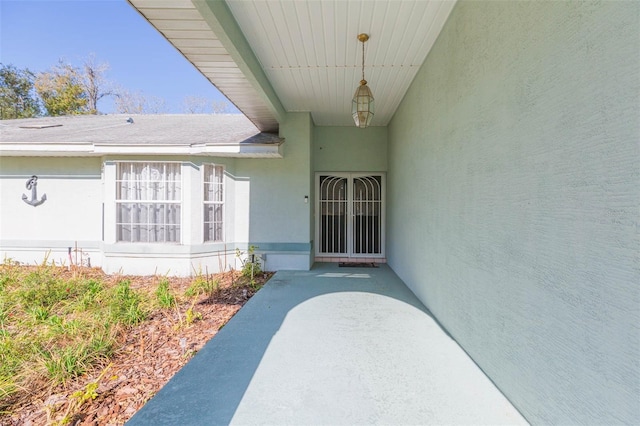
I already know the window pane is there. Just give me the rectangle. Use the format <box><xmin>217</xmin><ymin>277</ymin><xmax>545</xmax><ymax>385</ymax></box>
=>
<box><xmin>204</xmin><ymin>165</ymin><xmax>223</xmax><ymax>202</ymax></box>
<box><xmin>116</xmin><ymin>203</ymin><xmax>129</xmax><ymax>223</ymax></box>
<box><xmin>204</xmin><ymin>221</ymin><xmax>213</xmax><ymax>242</ymax></box>
<box><xmin>214</xmin><ymin>204</ymin><xmax>223</xmax><ymax>221</ymax></box>
<box><xmin>204</xmin><ymin>205</ymin><xmax>213</xmax><ymax>222</ymax></box>
<box><xmin>214</xmin><ymin>223</ymin><xmax>223</xmax><ymax>241</ymax></box>
<box><xmin>170</xmin><ymin>205</ymin><xmax>180</xmax><ymax>224</ymax></box>
<box><xmin>154</xmin><ymin>204</ymin><xmax>165</xmax><ymax>225</ymax></box>
<box><xmin>118</xmin><ymin>224</ymin><xmax>131</xmax><ymax>242</ymax></box>
<box><xmin>204</xmin><ymin>165</ymin><xmax>212</xmax><ymax>201</ymax></box>
<box><xmin>116</xmin><ymin>162</ymin><xmax>182</xmax><ymax>242</ymax></box>
<box><xmin>203</xmin><ymin>164</ymin><xmax>224</xmax><ymax>242</ymax></box>
<box><xmin>167</xmin><ymin>225</ymin><xmax>180</xmax><ymax>242</ymax></box>
<box><xmin>134</xmin><ymin>224</ymin><xmax>148</xmax><ymax>243</ymax></box>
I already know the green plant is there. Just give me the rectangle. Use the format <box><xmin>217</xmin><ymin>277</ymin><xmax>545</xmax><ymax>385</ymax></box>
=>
<box><xmin>43</xmin><ymin>345</ymin><xmax>90</xmax><ymax>384</ymax></box>
<box><xmin>2</xmin><ymin>255</ymin><xmax>21</xmax><ymax>267</ymax></box>
<box><xmin>17</xmin><ymin>267</ymin><xmax>69</xmax><ymax>308</ymax></box>
<box><xmin>0</xmin><ymin>263</ymin><xmax>150</xmax><ymax>409</ymax></box>
<box><xmin>185</xmin><ymin>305</ymin><xmax>202</xmax><ymax>325</ymax></box>
<box><xmin>155</xmin><ymin>278</ymin><xmax>176</xmax><ymax>308</ymax></box>
<box><xmin>185</xmin><ymin>269</ymin><xmax>219</xmax><ymax>299</ymax></box>
<box><xmin>30</xmin><ymin>306</ymin><xmax>50</xmax><ymax>322</ymax></box>
<box><xmin>87</xmin><ymin>332</ymin><xmax>115</xmax><ymax>360</ymax></box>
<box><xmin>53</xmin><ymin>363</ymin><xmax>113</xmax><ymax>426</ymax></box>
<box><xmin>108</xmin><ymin>280</ymin><xmax>147</xmax><ymax>325</ymax></box>
<box><xmin>174</xmin><ymin>299</ymin><xmax>202</xmax><ymax>331</ymax></box>
<box><xmin>184</xmin><ymin>275</ymin><xmax>207</xmax><ymax>297</ymax></box>
<box><xmin>235</xmin><ymin>245</ymin><xmax>262</xmax><ymax>287</ymax></box>
<box><xmin>71</xmin><ymin>362</ymin><xmax>110</xmax><ymax>404</ymax></box>
<box><xmin>77</xmin><ymin>279</ymin><xmax>103</xmax><ymax>310</ymax></box>
<box><xmin>0</xmin><ymin>261</ymin><xmax>268</xmax><ymax>416</ymax></box>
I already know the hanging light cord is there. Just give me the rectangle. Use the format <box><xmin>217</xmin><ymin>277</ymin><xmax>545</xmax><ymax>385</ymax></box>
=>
<box><xmin>361</xmin><ymin>39</ymin><xmax>366</xmax><ymax>83</ymax></box>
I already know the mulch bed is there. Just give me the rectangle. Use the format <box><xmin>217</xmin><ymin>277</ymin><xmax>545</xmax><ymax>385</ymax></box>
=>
<box><xmin>0</xmin><ymin>268</ymin><xmax>273</xmax><ymax>426</ymax></box>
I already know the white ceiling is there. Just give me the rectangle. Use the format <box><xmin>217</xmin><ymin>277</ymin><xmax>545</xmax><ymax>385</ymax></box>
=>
<box><xmin>129</xmin><ymin>0</ymin><xmax>456</xmax><ymax>128</ymax></box>
<box><xmin>227</xmin><ymin>0</ymin><xmax>455</xmax><ymax>126</ymax></box>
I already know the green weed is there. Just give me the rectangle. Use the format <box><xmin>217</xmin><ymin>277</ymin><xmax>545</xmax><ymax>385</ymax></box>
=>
<box><xmin>184</xmin><ymin>275</ymin><xmax>219</xmax><ymax>299</ymax></box>
<box><xmin>155</xmin><ymin>279</ymin><xmax>176</xmax><ymax>308</ymax></box>
<box><xmin>185</xmin><ymin>265</ymin><xmax>220</xmax><ymax>299</ymax></box>
<box><xmin>185</xmin><ymin>306</ymin><xmax>202</xmax><ymax>325</ymax></box>
<box><xmin>0</xmin><ymin>260</ymin><xmax>263</xmax><ymax>415</ymax></box>
<box><xmin>107</xmin><ymin>280</ymin><xmax>147</xmax><ymax>325</ymax></box>
<box><xmin>235</xmin><ymin>245</ymin><xmax>263</xmax><ymax>289</ymax></box>
<box><xmin>0</xmin><ymin>263</ymin><xmax>148</xmax><ymax>405</ymax></box>
<box><xmin>52</xmin><ymin>364</ymin><xmax>113</xmax><ymax>426</ymax></box>
<box><xmin>29</xmin><ymin>306</ymin><xmax>50</xmax><ymax>322</ymax></box>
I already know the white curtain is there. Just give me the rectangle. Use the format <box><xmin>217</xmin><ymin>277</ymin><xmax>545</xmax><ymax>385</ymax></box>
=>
<box><xmin>116</xmin><ymin>162</ymin><xmax>181</xmax><ymax>242</ymax></box>
<box><xmin>203</xmin><ymin>164</ymin><xmax>224</xmax><ymax>242</ymax></box>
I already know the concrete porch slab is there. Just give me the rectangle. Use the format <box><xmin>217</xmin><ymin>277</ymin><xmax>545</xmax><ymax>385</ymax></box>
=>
<box><xmin>128</xmin><ymin>264</ymin><xmax>527</xmax><ymax>425</ymax></box>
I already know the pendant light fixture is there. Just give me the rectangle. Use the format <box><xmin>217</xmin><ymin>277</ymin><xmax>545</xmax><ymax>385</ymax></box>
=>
<box><xmin>352</xmin><ymin>33</ymin><xmax>374</xmax><ymax>128</ymax></box>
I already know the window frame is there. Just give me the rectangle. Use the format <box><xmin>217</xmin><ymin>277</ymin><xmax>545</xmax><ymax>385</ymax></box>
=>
<box><xmin>203</xmin><ymin>163</ymin><xmax>225</xmax><ymax>243</ymax></box>
<box><xmin>114</xmin><ymin>161</ymin><xmax>183</xmax><ymax>244</ymax></box>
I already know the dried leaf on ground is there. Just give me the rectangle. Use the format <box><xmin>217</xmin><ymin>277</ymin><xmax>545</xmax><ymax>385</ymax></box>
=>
<box><xmin>0</xmin><ymin>268</ymin><xmax>272</xmax><ymax>426</ymax></box>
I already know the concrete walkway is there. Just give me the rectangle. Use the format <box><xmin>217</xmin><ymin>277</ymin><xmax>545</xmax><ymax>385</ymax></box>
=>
<box><xmin>128</xmin><ymin>264</ymin><xmax>527</xmax><ymax>425</ymax></box>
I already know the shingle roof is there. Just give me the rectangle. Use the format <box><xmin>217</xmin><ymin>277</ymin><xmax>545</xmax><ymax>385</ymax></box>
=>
<box><xmin>0</xmin><ymin>114</ymin><xmax>284</xmax><ymax>157</ymax></box>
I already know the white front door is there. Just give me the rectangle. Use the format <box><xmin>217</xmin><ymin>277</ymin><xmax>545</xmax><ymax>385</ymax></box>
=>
<box><xmin>315</xmin><ymin>173</ymin><xmax>385</xmax><ymax>259</ymax></box>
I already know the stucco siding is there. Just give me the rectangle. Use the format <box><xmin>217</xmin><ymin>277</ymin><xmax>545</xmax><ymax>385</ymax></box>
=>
<box><xmin>313</xmin><ymin>126</ymin><xmax>388</xmax><ymax>172</ymax></box>
<box><xmin>0</xmin><ymin>144</ymin><xmax>314</xmax><ymax>274</ymax></box>
<box><xmin>387</xmin><ymin>1</ymin><xmax>639</xmax><ymax>424</ymax></box>
<box><xmin>235</xmin><ymin>112</ymin><xmax>314</xmax><ymax>269</ymax></box>
<box><xmin>0</xmin><ymin>157</ymin><xmax>103</xmax><ymax>265</ymax></box>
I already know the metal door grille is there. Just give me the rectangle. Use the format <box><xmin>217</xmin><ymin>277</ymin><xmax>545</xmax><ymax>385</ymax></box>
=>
<box><xmin>319</xmin><ymin>176</ymin><xmax>348</xmax><ymax>254</ymax></box>
<box><xmin>317</xmin><ymin>173</ymin><xmax>384</xmax><ymax>258</ymax></box>
<box><xmin>352</xmin><ymin>176</ymin><xmax>382</xmax><ymax>255</ymax></box>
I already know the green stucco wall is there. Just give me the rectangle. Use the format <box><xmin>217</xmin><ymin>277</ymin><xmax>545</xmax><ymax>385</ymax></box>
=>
<box><xmin>387</xmin><ymin>1</ymin><xmax>639</xmax><ymax>424</ymax></box>
<box><xmin>314</xmin><ymin>126</ymin><xmax>387</xmax><ymax>172</ymax></box>
<box><xmin>236</xmin><ymin>112</ymin><xmax>313</xmax><ymax>265</ymax></box>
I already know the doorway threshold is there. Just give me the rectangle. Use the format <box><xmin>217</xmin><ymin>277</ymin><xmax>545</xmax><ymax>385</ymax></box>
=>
<box><xmin>339</xmin><ymin>262</ymin><xmax>378</xmax><ymax>268</ymax></box>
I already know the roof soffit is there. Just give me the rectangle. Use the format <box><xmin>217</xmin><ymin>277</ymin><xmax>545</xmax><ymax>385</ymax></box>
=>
<box><xmin>127</xmin><ymin>0</ymin><xmax>283</xmax><ymax>132</ymax></box>
<box><xmin>128</xmin><ymin>0</ymin><xmax>457</xmax><ymax>128</ymax></box>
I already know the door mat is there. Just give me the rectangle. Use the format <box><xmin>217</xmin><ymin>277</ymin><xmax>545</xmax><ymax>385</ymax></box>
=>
<box><xmin>338</xmin><ymin>262</ymin><xmax>378</xmax><ymax>268</ymax></box>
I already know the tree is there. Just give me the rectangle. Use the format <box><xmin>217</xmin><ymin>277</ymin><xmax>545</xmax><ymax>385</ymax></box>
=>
<box><xmin>0</xmin><ymin>64</ymin><xmax>41</xmax><ymax>119</ymax></box>
<box><xmin>182</xmin><ymin>95</ymin><xmax>208</xmax><ymax>113</ymax></box>
<box><xmin>35</xmin><ymin>56</ymin><xmax>114</xmax><ymax>116</ymax></box>
<box><xmin>35</xmin><ymin>61</ymin><xmax>88</xmax><ymax>116</ymax></box>
<box><xmin>114</xmin><ymin>88</ymin><xmax>167</xmax><ymax>114</ymax></box>
<box><xmin>211</xmin><ymin>99</ymin><xmax>234</xmax><ymax>114</ymax></box>
<box><xmin>81</xmin><ymin>54</ymin><xmax>113</xmax><ymax>114</ymax></box>
<box><xmin>114</xmin><ymin>88</ymin><xmax>145</xmax><ymax>114</ymax></box>
<box><xmin>146</xmin><ymin>95</ymin><xmax>168</xmax><ymax>114</ymax></box>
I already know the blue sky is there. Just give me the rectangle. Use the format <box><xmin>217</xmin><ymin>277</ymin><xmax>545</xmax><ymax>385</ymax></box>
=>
<box><xmin>0</xmin><ymin>0</ymin><xmax>232</xmax><ymax>113</ymax></box>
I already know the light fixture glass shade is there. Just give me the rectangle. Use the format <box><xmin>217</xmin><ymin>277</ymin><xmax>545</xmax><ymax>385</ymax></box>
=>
<box><xmin>352</xmin><ymin>80</ymin><xmax>375</xmax><ymax>128</ymax></box>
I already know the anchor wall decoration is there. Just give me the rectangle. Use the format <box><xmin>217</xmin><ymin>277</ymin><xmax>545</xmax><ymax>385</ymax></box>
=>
<box><xmin>22</xmin><ymin>175</ymin><xmax>47</xmax><ymax>207</ymax></box>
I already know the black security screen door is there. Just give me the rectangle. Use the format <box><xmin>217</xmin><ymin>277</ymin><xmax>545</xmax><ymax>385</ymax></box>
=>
<box><xmin>317</xmin><ymin>173</ymin><xmax>384</xmax><ymax>258</ymax></box>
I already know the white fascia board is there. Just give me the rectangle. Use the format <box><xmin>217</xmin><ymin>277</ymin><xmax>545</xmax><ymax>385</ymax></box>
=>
<box><xmin>193</xmin><ymin>143</ymin><xmax>283</xmax><ymax>158</ymax></box>
<box><xmin>0</xmin><ymin>143</ymin><xmax>97</xmax><ymax>157</ymax></box>
<box><xmin>0</xmin><ymin>142</ymin><xmax>283</xmax><ymax>158</ymax></box>
<box><xmin>93</xmin><ymin>144</ymin><xmax>192</xmax><ymax>155</ymax></box>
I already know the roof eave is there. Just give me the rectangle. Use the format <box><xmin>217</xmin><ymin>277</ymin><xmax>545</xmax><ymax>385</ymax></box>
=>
<box><xmin>0</xmin><ymin>142</ymin><xmax>284</xmax><ymax>159</ymax></box>
<box><xmin>127</xmin><ymin>0</ymin><xmax>285</xmax><ymax>133</ymax></box>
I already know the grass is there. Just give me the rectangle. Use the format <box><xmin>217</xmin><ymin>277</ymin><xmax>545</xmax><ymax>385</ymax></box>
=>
<box><xmin>0</xmin><ymin>260</ymin><xmax>181</xmax><ymax>411</ymax></box>
<box><xmin>0</xmin><ymin>258</ymin><xmax>270</xmax><ymax>419</ymax></box>
<box><xmin>184</xmin><ymin>272</ymin><xmax>219</xmax><ymax>299</ymax></box>
<box><xmin>155</xmin><ymin>278</ymin><xmax>176</xmax><ymax>309</ymax></box>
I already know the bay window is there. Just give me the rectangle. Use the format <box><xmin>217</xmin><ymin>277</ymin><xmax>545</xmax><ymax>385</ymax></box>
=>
<box><xmin>116</xmin><ymin>162</ymin><xmax>181</xmax><ymax>243</ymax></box>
